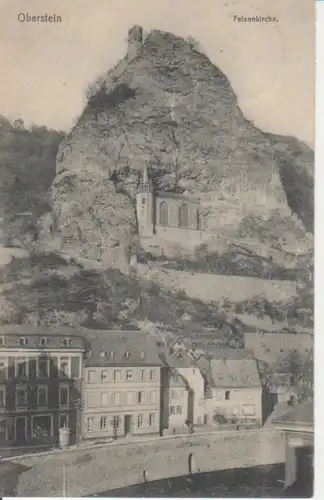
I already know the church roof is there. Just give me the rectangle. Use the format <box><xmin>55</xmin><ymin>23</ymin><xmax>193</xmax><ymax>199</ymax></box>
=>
<box><xmin>156</xmin><ymin>191</ymin><xmax>199</xmax><ymax>203</ymax></box>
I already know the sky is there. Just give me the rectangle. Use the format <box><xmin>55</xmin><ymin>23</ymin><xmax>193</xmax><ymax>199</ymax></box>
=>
<box><xmin>0</xmin><ymin>0</ymin><xmax>314</xmax><ymax>146</ymax></box>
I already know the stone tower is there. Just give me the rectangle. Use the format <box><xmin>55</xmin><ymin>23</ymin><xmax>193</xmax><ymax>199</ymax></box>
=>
<box><xmin>128</xmin><ymin>25</ymin><xmax>143</xmax><ymax>61</ymax></box>
<box><xmin>136</xmin><ymin>166</ymin><xmax>154</xmax><ymax>237</ymax></box>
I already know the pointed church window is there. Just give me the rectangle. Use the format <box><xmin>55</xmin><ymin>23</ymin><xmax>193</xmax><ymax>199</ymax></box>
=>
<box><xmin>159</xmin><ymin>201</ymin><xmax>168</xmax><ymax>226</ymax></box>
<box><xmin>179</xmin><ymin>204</ymin><xmax>189</xmax><ymax>228</ymax></box>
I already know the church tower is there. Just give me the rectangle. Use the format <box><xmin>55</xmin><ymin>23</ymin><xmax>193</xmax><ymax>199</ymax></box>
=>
<box><xmin>136</xmin><ymin>166</ymin><xmax>154</xmax><ymax>237</ymax></box>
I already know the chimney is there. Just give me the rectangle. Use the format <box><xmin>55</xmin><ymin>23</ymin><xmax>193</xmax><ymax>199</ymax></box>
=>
<box><xmin>128</xmin><ymin>25</ymin><xmax>143</xmax><ymax>61</ymax></box>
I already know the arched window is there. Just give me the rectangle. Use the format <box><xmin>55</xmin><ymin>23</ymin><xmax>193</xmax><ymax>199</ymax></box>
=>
<box><xmin>197</xmin><ymin>211</ymin><xmax>201</xmax><ymax>230</ymax></box>
<box><xmin>159</xmin><ymin>201</ymin><xmax>168</xmax><ymax>226</ymax></box>
<box><xmin>179</xmin><ymin>204</ymin><xmax>189</xmax><ymax>228</ymax></box>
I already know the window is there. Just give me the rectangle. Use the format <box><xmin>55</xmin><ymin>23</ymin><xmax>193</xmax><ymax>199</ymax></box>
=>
<box><xmin>126</xmin><ymin>392</ymin><xmax>133</xmax><ymax>404</ymax></box>
<box><xmin>142</xmin><ymin>198</ymin><xmax>146</xmax><ymax>205</ymax></box>
<box><xmin>169</xmin><ymin>406</ymin><xmax>175</xmax><ymax>415</ymax></box>
<box><xmin>39</xmin><ymin>337</ymin><xmax>48</xmax><ymax>347</ymax></box>
<box><xmin>114</xmin><ymin>392</ymin><xmax>121</xmax><ymax>405</ymax></box>
<box><xmin>100</xmin><ymin>351</ymin><xmax>106</xmax><ymax>358</ymax></box>
<box><xmin>16</xmin><ymin>387</ymin><xmax>27</xmax><ymax>408</ymax></box>
<box><xmin>0</xmin><ymin>336</ymin><xmax>5</xmax><ymax>346</ymax></box>
<box><xmin>38</xmin><ymin>358</ymin><xmax>48</xmax><ymax>378</ymax></box>
<box><xmin>32</xmin><ymin>415</ymin><xmax>52</xmax><ymax>438</ymax></box>
<box><xmin>159</xmin><ymin>201</ymin><xmax>169</xmax><ymax>226</ymax></box>
<box><xmin>124</xmin><ymin>352</ymin><xmax>131</xmax><ymax>359</ymax></box>
<box><xmin>140</xmin><ymin>351</ymin><xmax>146</xmax><ymax>359</ymax></box>
<box><xmin>0</xmin><ymin>386</ymin><xmax>5</xmax><ymax>407</ymax></box>
<box><xmin>101</xmin><ymin>392</ymin><xmax>110</xmax><ymax>406</ymax></box>
<box><xmin>101</xmin><ymin>370</ymin><xmax>109</xmax><ymax>381</ymax></box>
<box><xmin>149</xmin><ymin>413</ymin><xmax>156</xmax><ymax>426</ymax></box>
<box><xmin>86</xmin><ymin>417</ymin><xmax>95</xmax><ymax>432</ymax></box>
<box><xmin>61</xmin><ymin>338</ymin><xmax>70</xmax><ymax>348</ymax></box>
<box><xmin>19</xmin><ymin>337</ymin><xmax>27</xmax><ymax>346</ymax></box>
<box><xmin>150</xmin><ymin>390</ymin><xmax>156</xmax><ymax>404</ymax></box>
<box><xmin>0</xmin><ymin>358</ymin><xmax>5</xmax><ymax>378</ymax></box>
<box><xmin>140</xmin><ymin>370</ymin><xmax>145</xmax><ymax>381</ymax></box>
<box><xmin>37</xmin><ymin>386</ymin><xmax>48</xmax><ymax>408</ymax></box>
<box><xmin>87</xmin><ymin>370</ymin><xmax>97</xmax><ymax>383</ymax></box>
<box><xmin>197</xmin><ymin>210</ymin><xmax>201</xmax><ymax>230</ymax></box>
<box><xmin>137</xmin><ymin>391</ymin><xmax>144</xmax><ymax>404</ymax></box>
<box><xmin>137</xmin><ymin>414</ymin><xmax>143</xmax><ymax>427</ymax></box>
<box><xmin>111</xmin><ymin>416</ymin><xmax>120</xmax><ymax>429</ymax></box>
<box><xmin>59</xmin><ymin>357</ymin><xmax>69</xmax><ymax>377</ymax></box>
<box><xmin>179</xmin><ymin>203</ymin><xmax>189</xmax><ymax>228</ymax></box>
<box><xmin>16</xmin><ymin>357</ymin><xmax>27</xmax><ymax>378</ymax></box>
<box><xmin>149</xmin><ymin>370</ymin><xmax>156</xmax><ymax>381</ymax></box>
<box><xmin>114</xmin><ymin>370</ymin><xmax>121</xmax><ymax>382</ymax></box>
<box><xmin>225</xmin><ymin>391</ymin><xmax>230</xmax><ymax>400</ymax></box>
<box><xmin>242</xmin><ymin>405</ymin><xmax>256</xmax><ymax>416</ymax></box>
<box><xmin>176</xmin><ymin>405</ymin><xmax>182</xmax><ymax>414</ymax></box>
<box><xmin>59</xmin><ymin>413</ymin><xmax>68</xmax><ymax>429</ymax></box>
<box><xmin>126</xmin><ymin>370</ymin><xmax>133</xmax><ymax>380</ymax></box>
<box><xmin>100</xmin><ymin>416</ymin><xmax>108</xmax><ymax>430</ymax></box>
<box><xmin>59</xmin><ymin>385</ymin><xmax>69</xmax><ymax>407</ymax></box>
<box><xmin>108</xmin><ymin>351</ymin><xmax>114</xmax><ymax>359</ymax></box>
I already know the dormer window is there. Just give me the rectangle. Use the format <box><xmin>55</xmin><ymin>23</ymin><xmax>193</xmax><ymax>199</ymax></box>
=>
<box><xmin>0</xmin><ymin>336</ymin><xmax>5</xmax><ymax>346</ymax></box>
<box><xmin>177</xmin><ymin>353</ymin><xmax>183</xmax><ymax>361</ymax></box>
<box><xmin>231</xmin><ymin>376</ymin><xmax>237</xmax><ymax>381</ymax></box>
<box><xmin>100</xmin><ymin>351</ymin><xmax>106</xmax><ymax>358</ymax></box>
<box><xmin>19</xmin><ymin>337</ymin><xmax>27</xmax><ymax>346</ymax></box>
<box><xmin>124</xmin><ymin>352</ymin><xmax>131</xmax><ymax>359</ymax></box>
<box><xmin>140</xmin><ymin>351</ymin><xmax>146</xmax><ymax>359</ymax></box>
<box><xmin>39</xmin><ymin>337</ymin><xmax>48</xmax><ymax>347</ymax></box>
<box><xmin>108</xmin><ymin>351</ymin><xmax>114</xmax><ymax>358</ymax></box>
<box><xmin>61</xmin><ymin>338</ymin><xmax>70</xmax><ymax>348</ymax></box>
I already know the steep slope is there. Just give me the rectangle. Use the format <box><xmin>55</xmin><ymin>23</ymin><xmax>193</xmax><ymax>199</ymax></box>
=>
<box><xmin>48</xmin><ymin>27</ymin><xmax>313</xmax><ymax>267</ymax></box>
<box><xmin>0</xmin><ymin>116</ymin><xmax>63</xmax><ymax>248</ymax></box>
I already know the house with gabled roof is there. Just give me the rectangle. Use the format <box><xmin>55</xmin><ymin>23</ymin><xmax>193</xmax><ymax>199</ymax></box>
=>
<box><xmin>163</xmin><ymin>347</ymin><xmax>206</xmax><ymax>426</ymax></box>
<box><xmin>83</xmin><ymin>329</ymin><xmax>163</xmax><ymax>439</ymax></box>
<box><xmin>203</xmin><ymin>348</ymin><xmax>262</xmax><ymax>426</ymax></box>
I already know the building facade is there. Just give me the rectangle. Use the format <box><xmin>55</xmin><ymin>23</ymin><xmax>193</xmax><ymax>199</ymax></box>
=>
<box><xmin>204</xmin><ymin>349</ymin><xmax>263</xmax><ymax>426</ymax></box>
<box><xmin>0</xmin><ymin>327</ymin><xmax>85</xmax><ymax>447</ymax></box>
<box><xmin>83</xmin><ymin>330</ymin><xmax>163</xmax><ymax>439</ymax></box>
<box><xmin>165</xmin><ymin>348</ymin><xmax>206</xmax><ymax>426</ymax></box>
<box><xmin>161</xmin><ymin>367</ymin><xmax>189</xmax><ymax>431</ymax></box>
<box><xmin>273</xmin><ymin>401</ymin><xmax>313</xmax><ymax>495</ymax></box>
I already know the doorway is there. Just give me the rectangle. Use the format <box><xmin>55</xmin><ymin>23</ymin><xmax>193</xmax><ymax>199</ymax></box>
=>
<box><xmin>124</xmin><ymin>415</ymin><xmax>132</xmax><ymax>435</ymax></box>
<box><xmin>15</xmin><ymin>417</ymin><xmax>27</xmax><ymax>443</ymax></box>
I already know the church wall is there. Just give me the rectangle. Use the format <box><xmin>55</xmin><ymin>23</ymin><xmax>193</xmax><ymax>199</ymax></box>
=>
<box><xmin>155</xmin><ymin>197</ymin><xmax>199</xmax><ymax>230</ymax></box>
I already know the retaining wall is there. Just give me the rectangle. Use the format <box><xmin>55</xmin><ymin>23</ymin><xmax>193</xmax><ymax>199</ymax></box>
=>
<box><xmin>11</xmin><ymin>429</ymin><xmax>285</xmax><ymax>497</ymax></box>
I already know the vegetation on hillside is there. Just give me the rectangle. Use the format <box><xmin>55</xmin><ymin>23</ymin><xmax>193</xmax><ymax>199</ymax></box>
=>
<box><xmin>0</xmin><ymin>115</ymin><xmax>64</xmax><ymax>246</ymax></box>
<box><xmin>1</xmin><ymin>252</ymin><xmax>245</xmax><ymax>346</ymax></box>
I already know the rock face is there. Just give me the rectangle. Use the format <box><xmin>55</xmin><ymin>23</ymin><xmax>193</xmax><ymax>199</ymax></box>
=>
<box><xmin>50</xmin><ymin>27</ymin><xmax>313</xmax><ymax>266</ymax></box>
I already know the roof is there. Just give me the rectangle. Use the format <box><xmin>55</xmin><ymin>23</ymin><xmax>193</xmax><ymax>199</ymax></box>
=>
<box><xmin>0</xmin><ymin>325</ymin><xmax>85</xmax><ymax>350</ymax></box>
<box><xmin>269</xmin><ymin>372</ymin><xmax>293</xmax><ymax>391</ymax></box>
<box><xmin>156</xmin><ymin>191</ymin><xmax>199</xmax><ymax>204</ymax></box>
<box><xmin>244</xmin><ymin>332</ymin><xmax>313</xmax><ymax>364</ymax></box>
<box><xmin>210</xmin><ymin>357</ymin><xmax>261</xmax><ymax>388</ymax></box>
<box><xmin>169</xmin><ymin>368</ymin><xmax>188</xmax><ymax>388</ymax></box>
<box><xmin>209</xmin><ymin>348</ymin><xmax>254</xmax><ymax>360</ymax></box>
<box><xmin>166</xmin><ymin>348</ymin><xmax>196</xmax><ymax>369</ymax></box>
<box><xmin>264</xmin><ymin>401</ymin><xmax>292</xmax><ymax>428</ymax></box>
<box><xmin>273</xmin><ymin>401</ymin><xmax>313</xmax><ymax>427</ymax></box>
<box><xmin>83</xmin><ymin>329</ymin><xmax>163</xmax><ymax>367</ymax></box>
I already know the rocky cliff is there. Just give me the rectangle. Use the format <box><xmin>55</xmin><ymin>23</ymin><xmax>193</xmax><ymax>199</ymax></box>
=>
<box><xmin>48</xmin><ymin>27</ymin><xmax>313</xmax><ymax>267</ymax></box>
